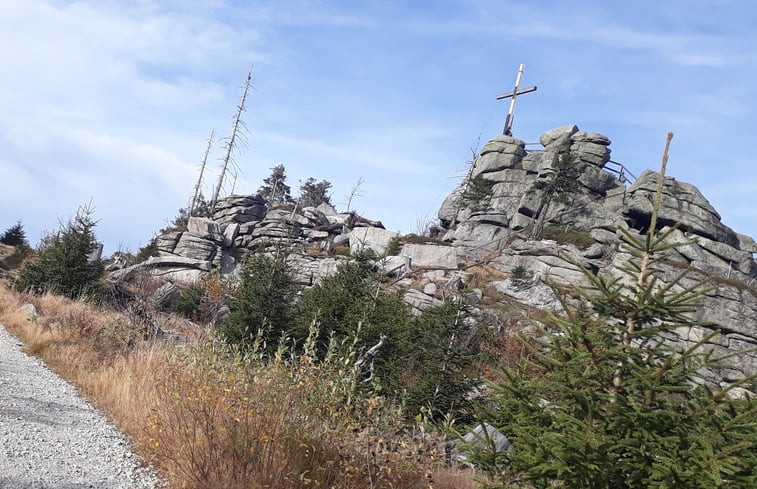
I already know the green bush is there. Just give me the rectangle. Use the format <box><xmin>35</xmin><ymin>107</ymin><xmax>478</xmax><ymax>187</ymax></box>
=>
<box><xmin>295</xmin><ymin>264</ymin><xmax>486</xmax><ymax>419</ymax></box>
<box><xmin>134</xmin><ymin>238</ymin><xmax>159</xmax><ymax>263</ymax></box>
<box><xmin>170</xmin><ymin>283</ymin><xmax>206</xmax><ymax>320</ymax></box>
<box><xmin>402</xmin><ymin>302</ymin><xmax>483</xmax><ymax>421</ymax></box>
<box><xmin>529</xmin><ymin>152</ymin><xmax>582</xmax><ymax>240</ymax></box>
<box><xmin>385</xmin><ymin>236</ymin><xmax>401</xmax><ymax>256</ymax></box>
<box><xmin>330</xmin><ymin>245</ymin><xmax>351</xmax><ymax>257</ymax></box>
<box><xmin>539</xmin><ymin>224</ymin><xmax>595</xmax><ymax>250</ymax></box>
<box><xmin>221</xmin><ymin>253</ymin><xmax>297</xmax><ymax>350</ymax></box>
<box><xmin>462</xmin><ymin>175</ymin><xmax>495</xmax><ymax>211</ymax></box>
<box><xmin>14</xmin><ymin>205</ymin><xmax>104</xmax><ymax>299</ymax></box>
<box><xmin>294</xmin><ymin>262</ymin><xmax>410</xmax><ymax>389</ymax></box>
<box><xmin>510</xmin><ymin>265</ymin><xmax>530</xmax><ymax>280</ymax></box>
<box><xmin>299</xmin><ymin>177</ymin><xmax>332</xmax><ymax>207</ymax></box>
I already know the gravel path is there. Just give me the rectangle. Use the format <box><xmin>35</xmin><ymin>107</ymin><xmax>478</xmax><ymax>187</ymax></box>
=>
<box><xmin>0</xmin><ymin>324</ymin><xmax>161</xmax><ymax>489</ymax></box>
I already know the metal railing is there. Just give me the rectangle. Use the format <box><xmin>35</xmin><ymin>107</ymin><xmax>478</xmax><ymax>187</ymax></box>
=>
<box><xmin>604</xmin><ymin>160</ymin><xmax>636</xmax><ymax>185</ymax></box>
<box><xmin>522</xmin><ymin>144</ymin><xmax>636</xmax><ymax>185</ymax></box>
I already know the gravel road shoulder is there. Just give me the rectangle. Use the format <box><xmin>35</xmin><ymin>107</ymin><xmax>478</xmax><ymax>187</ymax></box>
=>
<box><xmin>0</xmin><ymin>324</ymin><xmax>161</xmax><ymax>489</ymax></box>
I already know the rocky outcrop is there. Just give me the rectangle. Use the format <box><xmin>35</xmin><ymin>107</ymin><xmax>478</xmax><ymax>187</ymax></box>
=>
<box><xmin>403</xmin><ymin>288</ymin><xmax>445</xmax><ymax>316</ymax></box>
<box><xmin>431</xmin><ymin>125</ymin><xmax>757</xmax><ymax>387</ymax></box>
<box><xmin>110</xmin><ymin>124</ymin><xmax>756</xmax><ymax>391</ymax></box>
<box><xmin>438</xmin><ymin>125</ymin><xmax>754</xmax><ymax>280</ymax></box>
<box><xmin>116</xmin><ymin>197</ymin><xmax>385</xmax><ymax>285</ymax></box>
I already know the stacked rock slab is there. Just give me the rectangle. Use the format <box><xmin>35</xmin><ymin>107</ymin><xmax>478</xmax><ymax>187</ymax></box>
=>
<box><xmin>118</xmin><ymin>195</ymin><xmax>395</xmax><ymax>285</ymax></box>
<box><xmin>440</xmin><ymin>126</ymin><xmax>624</xmax><ymax>253</ymax></box>
<box><xmin>470</xmin><ymin>135</ymin><xmax>527</xmax><ymax>180</ymax></box>
<box><xmin>212</xmin><ymin>195</ymin><xmax>267</xmax><ymax>225</ymax></box>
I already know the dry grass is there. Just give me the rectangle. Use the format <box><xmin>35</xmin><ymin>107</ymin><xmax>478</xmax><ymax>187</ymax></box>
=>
<box><xmin>0</xmin><ymin>282</ymin><xmax>480</xmax><ymax>489</ymax></box>
<box><xmin>463</xmin><ymin>265</ymin><xmax>507</xmax><ymax>290</ymax></box>
<box><xmin>0</xmin><ymin>285</ymin><xmax>164</xmax><ymax>457</ymax></box>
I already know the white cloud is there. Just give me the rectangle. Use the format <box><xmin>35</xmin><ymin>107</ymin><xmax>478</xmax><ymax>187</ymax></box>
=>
<box><xmin>403</xmin><ymin>0</ymin><xmax>753</xmax><ymax>68</ymax></box>
<box><xmin>0</xmin><ymin>0</ymin><xmax>263</xmax><ymax>250</ymax></box>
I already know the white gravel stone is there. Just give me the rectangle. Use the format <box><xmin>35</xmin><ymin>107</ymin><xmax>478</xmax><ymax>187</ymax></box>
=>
<box><xmin>0</xmin><ymin>324</ymin><xmax>161</xmax><ymax>489</ymax></box>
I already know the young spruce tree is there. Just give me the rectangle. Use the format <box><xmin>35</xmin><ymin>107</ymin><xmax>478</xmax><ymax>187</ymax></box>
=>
<box><xmin>528</xmin><ymin>152</ymin><xmax>581</xmax><ymax>240</ymax></box>
<box><xmin>257</xmin><ymin>164</ymin><xmax>292</xmax><ymax>207</ymax></box>
<box><xmin>471</xmin><ymin>133</ymin><xmax>757</xmax><ymax>489</ymax></box>
<box><xmin>299</xmin><ymin>177</ymin><xmax>332</xmax><ymax>208</ymax></box>
<box><xmin>14</xmin><ymin>204</ymin><xmax>104</xmax><ymax>299</ymax></box>
<box><xmin>221</xmin><ymin>252</ymin><xmax>296</xmax><ymax>351</ymax></box>
<box><xmin>1</xmin><ymin>221</ymin><xmax>28</xmax><ymax>247</ymax></box>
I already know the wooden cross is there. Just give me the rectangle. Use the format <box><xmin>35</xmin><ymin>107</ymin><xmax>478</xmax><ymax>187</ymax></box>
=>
<box><xmin>496</xmin><ymin>63</ymin><xmax>537</xmax><ymax>136</ymax></box>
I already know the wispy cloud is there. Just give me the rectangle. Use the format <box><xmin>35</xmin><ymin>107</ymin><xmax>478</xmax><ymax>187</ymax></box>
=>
<box><xmin>401</xmin><ymin>0</ymin><xmax>753</xmax><ymax>68</ymax></box>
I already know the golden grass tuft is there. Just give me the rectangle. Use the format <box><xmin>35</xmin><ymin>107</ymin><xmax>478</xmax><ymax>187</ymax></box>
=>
<box><xmin>464</xmin><ymin>265</ymin><xmax>507</xmax><ymax>290</ymax></box>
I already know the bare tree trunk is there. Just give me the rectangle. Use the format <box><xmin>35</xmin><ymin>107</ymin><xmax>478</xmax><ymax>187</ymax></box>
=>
<box><xmin>189</xmin><ymin>129</ymin><xmax>214</xmax><ymax>216</ymax></box>
<box><xmin>529</xmin><ymin>191</ymin><xmax>551</xmax><ymax>240</ymax></box>
<box><xmin>612</xmin><ymin>132</ymin><xmax>673</xmax><ymax>400</ymax></box>
<box><xmin>454</xmin><ymin>142</ymin><xmax>481</xmax><ymax>228</ymax></box>
<box><xmin>211</xmin><ymin>67</ymin><xmax>253</xmax><ymax>211</ymax></box>
<box><xmin>345</xmin><ymin>177</ymin><xmax>365</xmax><ymax>213</ymax></box>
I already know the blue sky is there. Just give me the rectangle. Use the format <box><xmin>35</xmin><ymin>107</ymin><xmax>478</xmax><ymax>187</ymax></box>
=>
<box><xmin>1</xmin><ymin>0</ymin><xmax>755</xmax><ymax>254</ymax></box>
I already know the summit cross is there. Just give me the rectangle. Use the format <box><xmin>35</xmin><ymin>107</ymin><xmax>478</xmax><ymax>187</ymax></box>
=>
<box><xmin>496</xmin><ymin>63</ymin><xmax>537</xmax><ymax>136</ymax></box>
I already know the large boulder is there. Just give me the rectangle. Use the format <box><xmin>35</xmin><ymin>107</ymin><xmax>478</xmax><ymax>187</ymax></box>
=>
<box><xmin>623</xmin><ymin>170</ymin><xmax>738</xmax><ymax>245</ymax></box>
<box><xmin>438</xmin><ymin>186</ymin><xmax>465</xmax><ymax>225</ymax></box>
<box><xmin>571</xmin><ymin>141</ymin><xmax>611</xmax><ymax>167</ymax></box>
<box><xmin>578</xmin><ymin>164</ymin><xmax>623</xmax><ymax>194</ymax></box>
<box><xmin>173</xmin><ymin>234</ymin><xmax>219</xmax><ymax>262</ymax></box>
<box><xmin>187</xmin><ymin>217</ymin><xmax>223</xmax><ymax>243</ymax></box>
<box><xmin>286</xmin><ymin>254</ymin><xmax>343</xmax><ymax>285</ymax></box>
<box><xmin>490</xmin><ymin>241</ymin><xmax>586</xmax><ymax>286</ymax></box>
<box><xmin>316</xmin><ymin>202</ymin><xmax>338</xmax><ymax>217</ymax></box>
<box><xmin>540</xmin><ymin>125</ymin><xmax>578</xmax><ymax>152</ymax></box>
<box><xmin>480</xmin><ymin>135</ymin><xmax>527</xmax><ymax>157</ymax></box>
<box><xmin>737</xmin><ymin>233</ymin><xmax>757</xmax><ymax>253</ymax></box>
<box><xmin>400</xmin><ymin>243</ymin><xmax>458</xmax><ymax>270</ymax></box>
<box><xmin>572</xmin><ymin>131</ymin><xmax>611</xmax><ymax>146</ymax></box>
<box><xmin>471</xmin><ymin>136</ymin><xmax>526</xmax><ymax>178</ymax></box>
<box><xmin>109</xmin><ymin>255</ymin><xmax>211</xmax><ymax>283</ymax></box>
<box><xmin>492</xmin><ymin>278</ymin><xmax>565</xmax><ymax>312</ymax></box>
<box><xmin>150</xmin><ymin>282</ymin><xmax>180</xmax><ymax>308</ymax></box>
<box><xmin>156</xmin><ymin>232</ymin><xmax>182</xmax><ymax>255</ymax></box>
<box><xmin>349</xmin><ymin>227</ymin><xmax>399</xmax><ymax>256</ymax></box>
<box><xmin>403</xmin><ymin>288</ymin><xmax>444</xmax><ymax>315</ymax></box>
<box><xmin>442</xmin><ymin>221</ymin><xmax>509</xmax><ymax>255</ymax></box>
<box><xmin>488</xmin><ymin>169</ymin><xmax>531</xmax><ymax>215</ymax></box>
<box><xmin>521</xmin><ymin>151</ymin><xmax>552</xmax><ymax>174</ymax></box>
<box><xmin>222</xmin><ymin>223</ymin><xmax>239</xmax><ymax>247</ymax></box>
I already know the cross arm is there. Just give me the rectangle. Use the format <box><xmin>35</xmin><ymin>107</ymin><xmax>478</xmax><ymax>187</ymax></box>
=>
<box><xmin>496</xmin><ymin>85</ymin><xmax>537</xmax><ymax>100</ymax></box>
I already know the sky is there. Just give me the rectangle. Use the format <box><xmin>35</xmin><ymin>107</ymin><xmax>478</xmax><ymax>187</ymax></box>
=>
<box><xmin>1</xmin><ymin>0</ymin><xmax>756</xmax><ymax>255</ymax></box>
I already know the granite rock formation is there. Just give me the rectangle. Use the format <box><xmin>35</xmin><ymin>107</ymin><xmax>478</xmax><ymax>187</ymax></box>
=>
<box><xmin>112</xmin><ymin>125</ymin><xmax>757</xmax><ymax>388</ymax></box>
<box><xmin>435</xmin><ymin>126</ymin><xmax>756</xmax><ymax>385</ymax></box>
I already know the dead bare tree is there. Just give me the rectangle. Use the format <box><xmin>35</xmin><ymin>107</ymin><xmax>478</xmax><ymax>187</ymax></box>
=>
<box><xmin>211</xmin><ymin>67</ymin><xmax>253</xmax><ymax>210</ymax></box>
<box><xmin>354</xmin><ymin>332</ymin><xmax>387</xmax><ymax>383</ymax></box>
<box><xmin>343</xmin><ymin>176</ymin><xmax>365</xmax><ymax>213</ymax></box>
<box><xmin>189</xmin><ymin>129</ymin><xmax>214</xmax><ymax>216</ymax></box>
